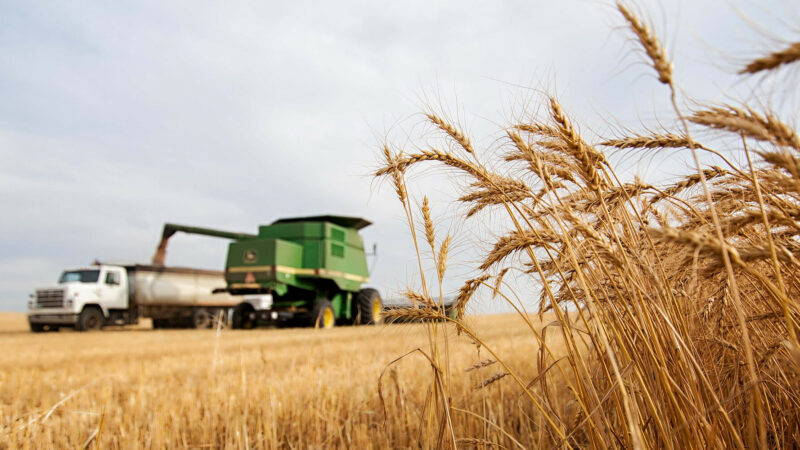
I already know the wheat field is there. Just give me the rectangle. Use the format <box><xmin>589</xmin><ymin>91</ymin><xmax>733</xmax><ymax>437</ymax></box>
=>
<box><xmin>4</xmin><ymin>2</ymin><xmax>800</xmax><ymax>449</ymax></box>
<box><xmin>0</xmin><ymin>312</ymin><xmax>568</xmax><ymax>448</ymax></box>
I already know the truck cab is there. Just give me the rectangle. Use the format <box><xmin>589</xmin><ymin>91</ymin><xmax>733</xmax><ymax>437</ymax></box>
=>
<box><xmin>28</xmin><ymin>264</ymin><xmax>131</xmax><ymax>332</ymax></box>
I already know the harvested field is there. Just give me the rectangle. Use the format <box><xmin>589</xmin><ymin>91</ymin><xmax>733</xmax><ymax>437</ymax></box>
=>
<box><xmin>0</xmin><ymin>313</ymin><xmax>27</xmax><ymax>333</ymax></box>
<box><xmin>0</xmin><ymin>312</ymin><xmax>566</xmax><ymax>448</ymax></box>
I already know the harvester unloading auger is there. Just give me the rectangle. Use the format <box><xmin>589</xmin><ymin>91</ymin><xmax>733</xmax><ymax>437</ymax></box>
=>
<box><xmin>151</xmin><ymin>223</ymin><xmax>257</xmax><ymax>266</ymax></box>
<box><xmin>151</xmin><ymin>216</ymin><xmax>383</xmax><ymax>329</ymax></box>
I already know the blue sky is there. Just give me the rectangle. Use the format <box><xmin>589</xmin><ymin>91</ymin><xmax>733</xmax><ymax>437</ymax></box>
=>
<box><xmin>0</xmin><ymin>0</ymin><xmax>796</xmax><ymax>312</ymax></box>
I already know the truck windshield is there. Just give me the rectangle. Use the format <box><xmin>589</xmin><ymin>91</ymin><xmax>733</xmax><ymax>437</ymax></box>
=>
<box><xmin>59</xmin><ymin>270</ymin><xmax>101</xmax><ymax>283</ymax></box>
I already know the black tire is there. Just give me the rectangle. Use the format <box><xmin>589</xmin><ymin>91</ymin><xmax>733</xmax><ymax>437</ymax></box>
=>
<box><xmin>311</xmin><ymin>300</ymin><xmax>336</xmax><ymax>329</ymax></box>
<box><xmin>232</xmin><ymin>304</ymin><xmax>255</xmax><ymax>329</ymax></box>
<box><xmin>152</xmin><ymin>318</ymin><xmax>165</xmax><ymax>329</ymax></box>
<box><xmin>355</xmin><ymin>288</ymin><xmax>383</xmax><ymax>325</ymax></box>
<box><xmin>76</xmin><ymin>307</ymin><xmax>105</xmax><ymax>331</ymax></box>
<box><xmin>191</xmin><ymin>309</ymin><xmax>212</xmax><ymax>329</ymax></box>
<box><xmin>29</xmin><ymin>322</ymin><xmax>45</xmax><ymax>333</ymax></box>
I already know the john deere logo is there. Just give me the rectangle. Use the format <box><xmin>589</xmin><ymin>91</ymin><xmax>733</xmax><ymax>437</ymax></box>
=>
<box><xmin>244</xmin><ymin>250</ymin><xmax>257</xmax><ymax>263</ymax></box>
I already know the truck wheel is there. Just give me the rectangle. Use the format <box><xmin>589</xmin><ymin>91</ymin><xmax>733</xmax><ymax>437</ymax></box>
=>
<box><xmin>191</xmin><ymin>309</ymin><xmax>212</xmax><ymax>329</ymax></box>
<box><xmin>355</xmin><ymin>288</ymin><xmax>383</xmax><ymax>325</ymax></box>
<box><xmin>76</xmin><ymin>307</ymin><xmax>105</xmax><ymax>331</ymax></box>
<box><xmin>311</xmin><ymin>300</ymin><xmax>336</xmax><ymax>329</ymax></box>
<box><xmin>29</xmin><ymin>323</ymin><xmax>45</xmax><ymax>333</ymax></box>
<box><xmin>232</xmin><ymin>304</ymin><xmax>255</xmax><ymax>329</ymax></box>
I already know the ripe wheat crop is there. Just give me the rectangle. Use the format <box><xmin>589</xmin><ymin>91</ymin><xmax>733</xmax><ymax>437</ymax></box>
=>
<box><xmin>376</xmin><ymin>2</ymin><xmax>800</xmax><ymax>448</ymax></box>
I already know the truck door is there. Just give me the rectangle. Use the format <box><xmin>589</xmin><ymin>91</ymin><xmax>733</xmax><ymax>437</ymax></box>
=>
<box><xmin>100</xmin><ymin>268</ymin><xmax>128</xmax><ymax>310</ymax></box>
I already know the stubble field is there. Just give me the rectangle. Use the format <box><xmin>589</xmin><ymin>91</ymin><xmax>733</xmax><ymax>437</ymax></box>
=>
<box><xmin>0</xmin><ymin>312</ymin><xmax>560</xmax><ymax>448</ymax></box>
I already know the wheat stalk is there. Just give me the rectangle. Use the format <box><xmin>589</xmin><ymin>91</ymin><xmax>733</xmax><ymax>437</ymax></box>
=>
<box><xmin>403</xmin><ymin>289</ymin><xmax>436</xmax><ymax>308</ymax></box>
<box><xmin>383</xmin><ymin>306</ymin><xmax>444</xmax><ymax>322</ymax></box>
<box><xmin>376</xmin><ymin>149</ymin><xmax>490</xmax><ymax>182</ymax></box>
<box><xmin>599</xmin><ymin>133</ymin><xmax>690</xmax><ymax>150</ymax></box>
<box><xmin>475</xmin><ymin>371</ymin><xmax>509</xmax><ymax>389</ymax></box>
<box><xmin>690</xmin><ymin>105</ymin><xmax>800</xmax><ymax>150</ymax></box>
<box><xmin>740</xmin><ymin>42</ymin><xmax>800</xmax><ymax>75</ymax></box>
<box><xmin>480</xmin><ymin>229</ymin><xmax>562</xmax><ymax>271</ymax></box>
<box><xmin>454</xmin><ymin>275</ymin><xmax>490</xmax><ymax>321</ymax></box>
<box><xmin>380</xmin><ymin>145</ymin><xmax>408</xmax><ymax>204</ymax></box>
<box><xmin>617</xmin><ymin>2</ymin><xmax>673</xmax><ymax>85</ymax></box>
<box><xmin>421</xmin><ymin>196</ymin><xmax>436</xmax><ymax>253</ymax></box>
<box><xmin>465</xmin><ymin>359</ymin><xmax>497</xmax><ymax>372</ymax></box>
<box><xmin>437</xmin><ymin>236</ymin><xmax>451</xmax><ymax>282</ymax></box>
<box><xmin>427</xmin><ymin>113</ymin><xmax>475</xmax><ymax>154</ymax></box>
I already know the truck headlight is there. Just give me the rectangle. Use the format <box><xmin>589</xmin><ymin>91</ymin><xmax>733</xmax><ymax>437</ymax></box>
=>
<box><xmin>66</xmin><ymin>299</ymin><xmax>73</xmax><ymax>307</ymax></box>
<box><xmin>27</xmin><ymin>300</ymin><xmax>34</xmax><ymax>309</ymax></box>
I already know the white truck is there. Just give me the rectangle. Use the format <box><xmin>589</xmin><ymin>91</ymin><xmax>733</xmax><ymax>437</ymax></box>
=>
<box><xmin>27</xmin><ymin>263</ymin><xmax>243</xmax><ymax>332</ymax></box>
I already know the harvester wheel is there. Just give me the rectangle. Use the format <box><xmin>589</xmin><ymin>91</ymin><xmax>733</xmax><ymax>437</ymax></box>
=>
<box><xmin>311</xmin><ymin>300</ymin><xmax>336</xmax><ymax>329</ymax></box>
<box><xmin>76</xmin><ymin>307</ymin><xmax>104</xmax><ymax>331</ymax></box>
<box><xmin>232</xmin><ymin>304</ymin><xmax>255</xmax><ymax>329</ymax></box>
<box><xmin>191</xmin><ymin>309</ymin><xmax>212</xmax><ymax>329</ymax></box>
<box><xmin>355</xmin><ymin>288</ymin><xmax>383</xmax><ymax>325</ymax></box>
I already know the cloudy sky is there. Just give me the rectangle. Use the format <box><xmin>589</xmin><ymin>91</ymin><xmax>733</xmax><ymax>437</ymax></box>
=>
<box><xmin>1</xmin><ymin>0</ymin><xmax>796</xmax><ymax>312</ymax></box>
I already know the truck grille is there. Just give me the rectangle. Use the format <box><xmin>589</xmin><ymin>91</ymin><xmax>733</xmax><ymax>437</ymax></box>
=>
<box><xmin>36</xmin><ymin>289</ymin><xmax>65</xmax><ymax>308</ymax></box>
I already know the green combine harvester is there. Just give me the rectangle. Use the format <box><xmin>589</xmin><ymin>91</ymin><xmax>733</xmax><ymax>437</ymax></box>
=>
<box><xmin>152</xmin><ymin>215</ymin><xmax>382</xmax><ymax>329</ymax></box>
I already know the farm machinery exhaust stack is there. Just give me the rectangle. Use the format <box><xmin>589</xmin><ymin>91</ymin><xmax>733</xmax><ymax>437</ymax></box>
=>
<box><xmin>152</xmin><ymin>216</ymin><xmax>382</xmax><ymax>329</ymax></box>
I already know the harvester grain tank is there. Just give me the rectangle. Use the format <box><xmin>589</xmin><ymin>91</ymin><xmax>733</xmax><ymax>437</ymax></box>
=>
<box><xmin>154</xmin><ymin>216</ymin><xmax>382</xmax><ymax>329</ymax></box>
